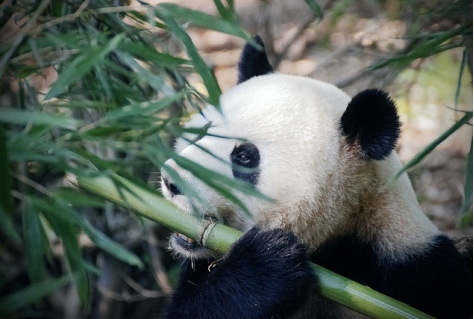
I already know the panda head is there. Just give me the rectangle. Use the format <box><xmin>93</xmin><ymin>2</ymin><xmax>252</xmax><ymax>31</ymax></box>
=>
<box><xmin>162</xmin><ymin>36</ymin><xmax>401</xmax><ymax>260</ymax></box>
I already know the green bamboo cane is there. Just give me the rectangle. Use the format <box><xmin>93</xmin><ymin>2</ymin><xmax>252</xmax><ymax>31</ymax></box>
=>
<box><xmin>70</xmin><ymin>173</ymin><xmax>434</xmax><ymax>319</ymax></box>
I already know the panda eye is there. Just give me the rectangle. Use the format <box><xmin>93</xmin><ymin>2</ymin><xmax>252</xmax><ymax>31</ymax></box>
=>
<box><xmin>230</xmin><ymin>143</ymin><xmax>260</xmax><ymax>185</ymax></box>
<box><xmin>235</xmin><ymin>152</ymin><xmax>250</xmax><ymax>164</ymax></box>
<box><xmin>230</xmin><ymin>143</ymin><xmax>260</xmax><ymax>168</ymax></box>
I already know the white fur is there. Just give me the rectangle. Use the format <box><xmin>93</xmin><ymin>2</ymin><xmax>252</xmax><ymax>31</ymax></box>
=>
<box><xmin>162</xmin><ymin>73</ymin><xmax>438</xmax><ymax>260</ymax></box>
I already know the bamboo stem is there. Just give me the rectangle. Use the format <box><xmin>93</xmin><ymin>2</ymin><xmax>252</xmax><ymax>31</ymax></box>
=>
<box><xmin>71</xmin><ymin>173</ymin><xmax>434</xmax><ymax>319</ymax></box>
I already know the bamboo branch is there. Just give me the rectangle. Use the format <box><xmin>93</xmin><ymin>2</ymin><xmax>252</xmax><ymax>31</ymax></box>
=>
<box><xmin>70</xmin><ymin>173</ymin><xmax>434</xmax><ymax>319</ymax></box>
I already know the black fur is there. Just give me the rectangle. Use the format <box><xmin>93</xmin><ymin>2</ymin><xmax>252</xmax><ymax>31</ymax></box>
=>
<box><xmin>165</xmin><ymin>41</ymin><xmax>472</xmax><ymax>319</ymax></box>
<box><xmin>310</xmin><ymin>233</ymin><xmax>473</xmax><ymax>319</ymax></box>
<box><xmin>166</xmin><ymin>228</ymin><xmax>315</xmax><ymax>319</ymax></box>
<box><xmin>230</xmin><ymin>143</ymin><xmax>260</xmax><ymax>185</ymax></box>
<box><xmin>237</xmin><ymin>36</ymin><xmax>274</xmax><ymax>84</ymax></box>
<box><xmin>341</xmin><ymin>89</ymin><xmax>400</xmax><ymax>160</ymax></box>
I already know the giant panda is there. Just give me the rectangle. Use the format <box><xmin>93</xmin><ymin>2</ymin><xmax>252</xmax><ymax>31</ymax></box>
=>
<box><xmin>161</xmin><ymin>36</ymin><xmax>472</xmax><ymax>319</ymax></box>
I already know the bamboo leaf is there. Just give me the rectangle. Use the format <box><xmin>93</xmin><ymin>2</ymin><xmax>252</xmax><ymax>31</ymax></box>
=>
<box><xmin>302</xmin><ymin>0</ymin><xmax>323</xmax><ymax>19</ymax></box>
<box><xmin>458</xmin><ymin>138</ymin><xmax>473</xmax><ymax>225</ymax></box>
<box><xmin>7</xmin><ymin>153</ymin><xmax>60</xmax><ymax>165</ymax></box>
<box><xmin>171</xmin><ymin>153</ymin><xmax>272</xmax><ymax>202</ymax></box>
<box><xmin>0</xmin><ymin>203</ymin><xmax>22</xmax><ymax>246</ymax></box>
<box><xmin>81</xmin><ymin>126</ymin><xmax>126</xmax><ymax>138</ymax></box>
<box><xmin>31</xmin><ymin>197</ymin><xmax>90</xmax><ymax>305</ymax></box>
<box><xmin>72</xmin><ymin>148</ymin><xmax>124</xmax><ymax>171</ymax></box>
<box><xmin>22</xmin><ymin>200</ymin><xmax>46</xmax><ymax>283</ymax></box>
<box><xmin>154</xmin><ymin>7</ymin><xmax>222</xmax><ymax>106</ymax></box>
<box><xmin>126</xmin><ymin>10</ymin><xmax>166</xmax><ymax>29</ymax></box>
<box><xmin>0</xmin><ymin>275</ymin><xmax>71</xmax><ymax>315</ymax></box>
<box><xmin>158</xmin><ymin>3</ymin><xmax>249</xmax><ymax>39</ymax></box>
<box><xmin>51</xmin><ymin>188</ymin><xmax>105</xmax><ymax>207</ymax></box>
<box><xmin>144</xmin><ymin>144</ymin><xmax>203</xmax><ymax>204</ymax></box>
<box><xmin>79</xmin><ymin>216</ymin><xmax>144</xmax><ymax>269</ymax></box>
<box><xmin>114</xmin><ymin>51</ymin><xmax>168</xmax><ymax>92</ymax></box>
<box><xmin>455</xmin><ymin>49</ymin><xmax>467</xmax><ymax>108</ymax></box>
<box><xmin>43</xmin><ymin>31</ymin><xmax>91</xmax><ymax>50</ymax></box>
<box><xmin>103</xmin><ymin>91</ymin><xmax>187</xmax><ymax>121</ymax></box>
<box><xmin>49</xmin><ymin>0</ymin><xmax>65</xmax><ymax>17</ymax></box>
<box><xmin>213</xmin><ymin>0</ymin><xmax>236</xmax><ymax>22</ymax></box>
<box><xmin>47</xmin><ymin>100</ymin><xmax>118</xmax><ymax>109</ymax></box>
<box><xmin>117</xmin><ymin>41</ymin><xmax>189</xmax><ymax>66</ymax></box>
<box><xmin>45</xmin><ymin>33</ymin><xmax>124</xmax><ymax>100</ymax></box>
<box><xmin>54</xmin><ymin>198</ymin><xmax>144</xmax><ymax>269</ymax></box>
<box><xmin>39</xmin><ymin>190</ymin><xmax>144</xmax><ymax>269</ymax></box>
<box><xmin>371</xmin><ymin>23</ymin><xmax>472</xmax><ymax>71</ymax></box>
<box><xmin>93</xmin><ymin>64</ymin><xmax>112</xmax><ymax>101</ymax></box>
<box><xmin>0</xmin><ymin>108</ymin><xmax>80</xmax><ymax>130</ymax></box>
<box><xmin>393</xmin><ymin>112</ymin><xmax>473</xmax><ymax>179</ymax></box>
<box><xmin>0</xmin><ymin>126</ymin><xmax>12</xmax><ymax>213</ymax></box>
<box><xmin>170</xmin><ymin>155</ymin><xmax>255</xmax><ymax>214</ymax></box>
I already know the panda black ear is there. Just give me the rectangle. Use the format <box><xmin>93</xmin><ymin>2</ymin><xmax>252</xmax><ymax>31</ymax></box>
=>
<box><xmin>237</xmin><ymin>35</ymin><xmax>274</xmax><ymax>84</ymax></box>
<box><xmin>340</xmin><ymin>89</ymin><xmax>400</xmax><ymax>160</ymax></box>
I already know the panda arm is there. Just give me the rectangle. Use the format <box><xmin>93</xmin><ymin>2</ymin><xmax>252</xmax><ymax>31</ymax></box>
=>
<box><xmin>311</xmin><ymin>233</ymin><xmax>472</xmax><ymax>319</ymax></box>
<box><xmin>379</xmin><ymin>234</ymin><xmax>473</xmax><ymax>319</ymax></box>
<box><xmin>166</xmin><ymin>228</ymin><xmax>315</xmax><ymax>319</ymax></box>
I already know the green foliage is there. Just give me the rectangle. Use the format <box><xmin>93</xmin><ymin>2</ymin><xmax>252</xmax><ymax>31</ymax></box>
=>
<box><xmin>0</xmin><ymin>0</ymin><xmax>255</xmax><ymax>315</ymax></box>
<box><xmin>370</xmin><ymin>23</ymin><xmax>472</xmax><ymax>71</ymax></box>
<box><xmin>302</xmin><ymin>0</ymin><xmax>324</xmax><ymax>20</ymax></box>
<box><xmin>0</xmin><ymin>275</ymin><xmax>71</xmax><ymax>315</ymax></box>
<box><xmin>380</xmin><ymin>0</ymin><xmax>473</xmax><ymax>222</ymax></box>
<box><xmin>392</xmin><ymin>111</ymin><xmax>473</xmax><ymax>181</ymax></box>
<box><xmin>0</xmin><ymin>127</ymin><xmax>13</xmax><ymax>214</ymax></box>
<box><xmin>459</xmin><ymin>138</ymin><xmax>473</xmax><ymax>226</ymax></box>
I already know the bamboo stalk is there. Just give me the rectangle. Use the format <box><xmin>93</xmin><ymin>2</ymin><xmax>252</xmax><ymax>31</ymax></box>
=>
<box><xmin>71</xmin><ymin>173</ymin><xmax>434</xmax><ymax>319</ymax></box>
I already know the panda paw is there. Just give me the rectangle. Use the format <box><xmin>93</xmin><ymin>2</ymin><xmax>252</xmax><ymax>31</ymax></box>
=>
<box><xmin>216</xmin><ymin>227</ymin><xmax>315</xmax><ymax>316</ymax></box>
<box><xmin>167</xmin><ymin>228</ymin><xmax>315</xmax><ymax>319</ymax></box>
<box><xmin>228</xmin><ymin>227</ymin><xmax>311</xmax><ymax>272</ymax></box>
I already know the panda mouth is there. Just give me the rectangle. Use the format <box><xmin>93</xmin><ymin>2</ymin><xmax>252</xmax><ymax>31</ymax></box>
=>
<box><xmin>171</xmin><ymin>232</ymin><xmax>215</xmax><ymax>259</ymax></box>
<box><xmin>173</xmin><ymin>232</ymin><xmax>198</xmax><ymax>247</ymax></box>
<box><xmin>170</xmin><ymin>216</ymin><xmax>219</xmax><ymax>259</ymax></box>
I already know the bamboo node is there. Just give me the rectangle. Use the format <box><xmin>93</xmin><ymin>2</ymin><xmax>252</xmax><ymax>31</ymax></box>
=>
<box><xmin>200</xmin><ymin>219</ymin><xmax>218</xmax><ymax>247</ymax></box>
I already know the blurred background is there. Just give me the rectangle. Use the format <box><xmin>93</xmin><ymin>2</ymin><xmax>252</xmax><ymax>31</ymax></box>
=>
<box><xmin>0</xmin><ymin>0</ymin><xmax>471</xmax><ymax>318</ymax></box>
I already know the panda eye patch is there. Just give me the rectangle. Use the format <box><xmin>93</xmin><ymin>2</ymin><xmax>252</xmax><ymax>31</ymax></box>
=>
<box><xmin>230</xmin><ymin>143</ymin><xmax>260</xmax><ymax>185</ymax></box>
<box><xmin>231</xmin><ymin>143</ymin><xmax>260</xmax><ymax>168</ymax></box>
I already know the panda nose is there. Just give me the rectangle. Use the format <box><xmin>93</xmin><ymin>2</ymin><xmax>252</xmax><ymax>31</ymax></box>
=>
<box><xmin>162</xmin><ymin>176</ymin><xmax>182</xmax><ymax>196</ymax></box>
